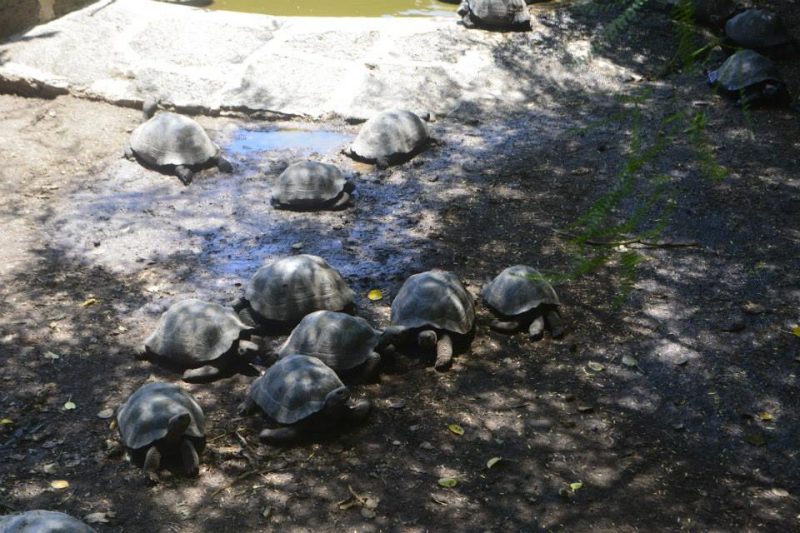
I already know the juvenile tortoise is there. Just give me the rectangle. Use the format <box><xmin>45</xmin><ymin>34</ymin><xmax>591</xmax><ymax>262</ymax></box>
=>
<box><xmin>139</xmin><ymin>299</ymin><xmax>259</xmax><ymax>383</ymax></box>
<box><xmin>0</xmin><ymin>510</ymin><xmax>96</xmax><ymax>532</ymax></box>
<box><xmin>384</xmin><ymin>269</ymin><xmax>475</xmax><ymax>371</ymax></box>
<box><xmin>234</xmin><ymin>255</ymin><xmax>356</xmax><ymax>330</ymax></box>
<box><xmin>277</xmin><ymin>310</ymin><xmax>386</xmax><ymax>382</ymax></box>
<box><xmin>707</xmin><ymin>49</ymin><xmax>791</xmax><ymax>107</ymax></box>
<box><xmin>271</xmin><ymin>161</ymin><xmax>355</xmax><ymax>210</ymax></box>
<box><xmin>116</xmin><ymin>382</ymin><xmax>205</xmax><ymax>482</ymax></box>
<box><xmin>482</xmin><ymin>265</ymin><xmax>564</xmax><ymax>339</ymax></box>
<box><xmin>238</xmin><ymin>354</ymin><xmax>371</xmax><ymax>444</ymax></box>
<box><xmin>458</xmin><ymin>0</ymin><xmax>531</xmax><ymax>31</ymax></box>
<box><xmin>347</xmin><ymin>109</ymin><xmax>430</xmax><ymax>168</ymax></box>
<box><xmin>125</xmin><ymin>101</ymin><xmax>232</xmax><ymax>185</ymax></box>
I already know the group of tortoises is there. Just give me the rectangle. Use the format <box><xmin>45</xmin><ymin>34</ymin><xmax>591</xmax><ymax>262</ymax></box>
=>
<box><xmin>117</xmin><ymin>253</ymin><xmax>565</xmax><ymax>482</ymax></box>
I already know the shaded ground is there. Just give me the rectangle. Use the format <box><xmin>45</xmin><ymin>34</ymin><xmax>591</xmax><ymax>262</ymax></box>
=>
<box><xmin>1</xmin><ymin>2</ymin><xmax>799</xmax><ymax>531</ymax></box>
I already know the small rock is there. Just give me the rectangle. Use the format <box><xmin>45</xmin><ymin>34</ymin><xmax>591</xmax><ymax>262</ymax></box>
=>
<box><xmin>419</xmin><ymin>441</ymin><xmax>434</xmax><ymax>450</ymax></box>
<box><xmin>392</xmin><ymin>440</ymin><xmax>401</xmax><ymax>446</ymax></box>
<box><xmin>388</xmin><ymin>399</ymin><xmax>405</xmax><ymax>410</ymax></box>
<box><xmin>742</xmin><ymin>302</ymin><xmax>767</xmax><ymax>315</ymax></box>
<box><xmin>577</xmin><ymin>405</ymin><xmax>594</xmax><ymax>413</ymax></box>
<box><xmin>291</xmin><ymin>242</ymin><xmax>304</xmax><ymax>250</ymax></box>
<box><xmin>97</xmin><ymin>408</ymin><xmax>114</xmax><ymax>419</ymax></box>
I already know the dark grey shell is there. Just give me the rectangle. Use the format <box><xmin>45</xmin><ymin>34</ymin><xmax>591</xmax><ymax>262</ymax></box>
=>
<box><xmin>116</xmin><ymin>382</ymin><xmax>205</xmax><ymax>450</ymax></box>
<box><xmin>482</xmin><ymin>265</ymin><xmax>559</xmax><ymax>316</ymax></box>
<box><xmin>245</xmin><ymin>255</ymin><xmax>356</xmax><ymax>324</ymax></box>
<box><xmin>278</xmin><ymin>311</ymin><xmax>381</xmax><ymax>370</ymax></box>
<box><xmin>248</xmin><ymin>354</ymin><xmax>346</xmax><ymax>424</ymax></box>
<box><xmin>144</xmin><ymin>299</ymin><xmax>252</xmax><ymax>366</ymax></box>
<box><xmin>390</xmin><ymin>270</ymin><xmax>475</xmax><ymax>335</ymax></box>
<box><xmin>708</xmin><ymin>49</ymin><xmax>783</xmax><ymax>92</ymax></box>
<box><xmin>725</xmin><ymin>9</ymin><xmax>794</xmax><ymax>50</ymax></box>
<box><xmin>129</xmin><ymin>112</ymin><xmax>219</xmax><ymax>167</ymax></box>
<box><xmin>272</xmin><ymin>161</ymin><xmax>348</xmax><ymax>207</ymax></box>
<box><xmin>0</xmin><ymin>511</ymin><xmax>96</xmax><ymax>533</ymax></box>
<box><xmin>349</xmin><ymin>110</ymin><xmax>429</xmax><ymax>163</ymax></box>
<box><xmin>458</xmin><ymin>0</ymin><xmax>531</xmax><ymax>29</ymax></box>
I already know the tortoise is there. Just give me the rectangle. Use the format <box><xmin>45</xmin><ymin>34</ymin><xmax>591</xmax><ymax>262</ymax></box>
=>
<box><xmin>725</xmin><ymin>9</ymin><xmax>798</xmax><ymax>58</ymax></box>
<box><xmin>116</xmin><ymin>382</ymin><xmax>206</xmax><ymax>482</ymax></box>
<box><xmin>482</xmin><ymin>265</ymin><xmax>564</xmax><ymax>339</ymax></box>
<box><xmin>271</xmin><ymin>161</ymin><xmax>355</xmax><ymax>210</ymax></box>
<box><xmin>238</xmin><ymin>354</ymin><xmax>371</xmax><ymax>444</ymax></box>
<box><xmin>707</xmin><ymin>49</ymin><xmax>791</xmax><ymax>107</ymax></box>
<box><xmin>384</xmin><ymin>269</ymin><xmax>475</xmax><ymax>371</ymax></box>
<box><xmin>138</xmin><ymin>299</ymin><xmax>260</xmax><ymax>383</ymax></box>
<box><xmin>651</xmin><ymin>0</ymin><xmax>737</xmax><ymax>28</ymax></box>
<box><xmin>234</xmin><ymin>255</ymin><xmax>356</xmax><ymax>329</ymax></box>
<box><xmin>0</xmin><ymin>510</ymin><xmax>97</xmax><ymax>532</ymax></box>
<box><xmin>457</xmin><ymin>0</ymin><xmax>531</xmax><ymax>31</ymax></box>
<box><xmin>124</xmin><ymin>105</ymin><xmax>232</xmax><ymax>185</ymax></box>
<box><xmin>277</xmin><ymin>310</ymin><xmax>385</xmax><ymax>382</ymax></box>
<box><xmin>347</xmin><ymin>109</ymin><xmax>430</xmax><ymax>168</ymax></box>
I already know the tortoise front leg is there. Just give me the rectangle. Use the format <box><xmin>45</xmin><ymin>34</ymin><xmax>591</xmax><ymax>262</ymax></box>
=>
<box><xmin>143</xmin><ymin>445</ymin><xmax>162</xmax><ymax>483</ymax></box>
<box><xmin>332</xmin><ymin>191</ymin><xmax>352</xmax><ymax>210</ymax></box>
<box><xmin>237</xmin><ymin>396</ymin><xmax>258</xmax><ymax>417</ymax></box>
<box><xmin>360</xmin><ymin>352</ymin><xmax>382</xmax><ymax>383</ymax></box>
<box><xmin>528</xmin><ymin>314</ymin><xmax>545</xmax><ymax>340</ymax></box>
<box><xmin>433</xmin><ymin>333</ymin><xmax>453</xmax><ymax>371</ymax></box>
<box><xmin>175</xmin><ymin>165</ymin><xmax>194</xmax><ymax>185</ymax></box>
<box><xmin>544</xmin><ymin>309</ymin><xmax>564</xmax><ymax>339</ymax></box>
<box><xmin>180</xmin><ymin>438</ymin><xmax>200</xmax><ymax>477</ymax></box>
<box><xmin>259</xmin><ymin>426</ymin><xmax>301</xmax><ymax>444</ymax></box>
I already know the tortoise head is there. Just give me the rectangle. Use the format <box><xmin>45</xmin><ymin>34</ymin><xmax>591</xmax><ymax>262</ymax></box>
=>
<box><xmin>323</xmin><ymin>386</ymin><xmax>350</xmax><ymax>411</ymax></box>
<box><xmin>165</xmin><ymin>412</ymin><xmax>192</xmax><ymax>444</ymax></box>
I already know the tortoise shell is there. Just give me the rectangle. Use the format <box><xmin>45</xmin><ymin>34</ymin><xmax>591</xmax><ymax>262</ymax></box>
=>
<box><xmin>129</xmin><ymin>112</ymin><xmax>219</xmax><ymax>167</ymax></box>
<box><xmin>482</xmin><ymin>265</ymin><xmax>560</xmax><ymax>317</ymax></box>
<box><xmin>272</xmin><ymin>161</ymin><xmax>349</xmax><ymax>208</ymax></box>
<box><xmin>390</xmin><ymin>270</ymin><xmax>475</xmax><ymax>335</ymax></box>
<box><xmin>0</xmin><ymin>510</ymin><xmax>96</xmax><ymax>533</ymax></box>
<box><xmin>348</xmin><ymin>109</ymin><xmax>429</xmax><ymax>164</ymax></box>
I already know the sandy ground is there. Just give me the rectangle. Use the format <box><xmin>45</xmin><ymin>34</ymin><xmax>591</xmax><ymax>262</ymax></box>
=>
<box><xmin>1</xmin><ymin>1</ymin><xmax>800</xmax><ymax>531</ymax></box>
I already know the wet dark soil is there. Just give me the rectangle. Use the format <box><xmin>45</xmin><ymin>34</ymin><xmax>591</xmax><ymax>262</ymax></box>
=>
<box><xmin>1</xmin><ymin>2</ymin><xmax>799</xmax><ymax>531</ymax></box>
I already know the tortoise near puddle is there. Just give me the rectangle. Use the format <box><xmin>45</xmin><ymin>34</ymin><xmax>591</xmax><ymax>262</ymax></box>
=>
<box><xmin>124</xmin><ymin>100</ymin><xmax>232</xmax><ymax>185</ymax></box>
<box><xmin>346</xmin><ymin>109</ymin><xmax>431</xmax><ymax>168</ymax></box>
<box><xmin>272</xmin><ymin>161</ymin><xmax>355</xmax><ymax>211</ymax></box>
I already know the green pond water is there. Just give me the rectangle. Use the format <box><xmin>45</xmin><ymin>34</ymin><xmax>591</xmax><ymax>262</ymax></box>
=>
<box><xmin>209</xmin><ymin>0</ymin><xmax>459</xmax><ymax>17</ymax></box>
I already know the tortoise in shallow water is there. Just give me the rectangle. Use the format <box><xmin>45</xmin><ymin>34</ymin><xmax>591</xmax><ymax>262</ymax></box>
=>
<box><xmin>271</xmin><ymin>161</ymin><xmax>355</xmax><ymax>210</ymax></box>
<box><xmin>458</xmin><ymin>0</ymin><xmax>531</xmax><ymax>31</ymax></box>
<box><xmin>234</xmin><ymin>255</ymin><xmax>357</xmax><ymax>329</ymax></box>
<box><xmin>125</xmin><ymin>105</ymin><xmax>232</xmax><ymax>185</ymax></box>
<box><xmin>384</xmin><ymin>269</ymin><xmax>475</xmax><ymax>371</ymax></box>
<box><xmin>0</xmin><ymin>510</ymin><xmax>97</xmax><ymax>532</ymax></box>
<box><xmin>238</xmin><ymin>354</ymin><xmax>371</xmax><ymax>444</ymax></box>
<box><xmin>139</xmin><ymin>299</ymin><xmax>259</xmax><ymax>383</ymax></box>
<box><xmin>277</xmin><ymin>310</ymin><xmax>385</xmax><ymax>382</ymax></box>
<box><xmin>707</xmin><ymin>49</ymin><xmax>790</xmax><ymax>107</ymax></box>
<box><xmin>482</xmin><ymin>265</ymin><xmax>564</xmax><ymax>339</ymax></box>
<box><xmin>116</xmin><ymin>382</ymin><xmax>206</xmax><ymax>482</ymax></box>
<box><xmin>725</xmin><ymin>9</ymin><xmax>798</xmax><ymax>58</ymax></box>
<box><xmin>347</xmin><ymin>109</ymin><xmax>430</xmax><ymax>168</ymax></box>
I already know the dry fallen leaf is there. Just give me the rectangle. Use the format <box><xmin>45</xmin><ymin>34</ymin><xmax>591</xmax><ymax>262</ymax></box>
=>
<box><xmin>367</xmin><ymin>289</ymin><xmax>383</xmax><ymax>301</ymax></box>
<box><xmin>448</xmin><ymin>424</ymin><xmax>465</xmax><ymax>436</ymax></box>
<box><xmin>0</xmin><ymin>418</ymin><xmax>13</xmax><ymax>425</ymax></box>
<box><xmin>570</xmin><ymin>481</ymin><xmax>583</xmax><ymax>491</ymax></box>
<box><xmin>64</xmin><ymin>401</ymin><xmax>77</xmax><ymax>411</ymax></box>
<box><xmin>759</xmin><ymin>412</ymin><xmax>774</xmax><ymax>422</ymax></box>
<box><xmin>80</xmin><ymin>298</ymin><xmax>97</xmax><ymax>307</ymax></box>
<box><xmin>84</xmin><ymin>511</ymin><xmax>115</xmax><ymax>524</ymax></box>
<box><xmin>792</xmin><ymin>326</ymin><xmax>800</xmax><ymax>337</ymax></box>
<box><xmin>438</xmin><ymin>478</ymin><xmax>458</xmax><ymax>488</ymax></box>
<box><xmin>50</xmin><ymin>480</ymin><xmax>70</xmax><ymax>489</ymax></box>
<box><xmin>43</xmin><ymin>351</ymin><xmax>60</xmax><ymax>360</ymax></box>
<box><xmin>486</xmin><ymin>457</ymin><xmax>503</xmax><ymax>469</ymax></box>
<box><xmin>587</xmin><ymin>361</ymin><xmax>605</xmax><ymax>372</ymax></box>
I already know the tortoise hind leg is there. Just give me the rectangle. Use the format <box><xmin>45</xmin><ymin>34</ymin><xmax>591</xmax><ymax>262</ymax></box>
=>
<box><xmin>490</xmin><ymin>318</ymin><xmax>521</xmax><ymax>334</ymax></box>
<box><xmin>433</xmin><ymin>333</ymin><xmax>453</xmax><ymax>372</ymax></box>
<box><xmin>237</xmin><ymin>396</ymin><xmax>258</xmax><ymax>417</ymax></box>
<box><xmin>259</xmin><ymin>426</ymin><xmax>301</xmax><ymax>444</ymax></box>
<box><xmin>182</xmin><ymin>365</ymin><xmax>221</xmax><ymax>383</ymax></box>
<box><xmin>544</xmin><ymin>309</ymin><xmax>565</xmax><ymax>339</ymax></box>
<box><xmin>180</xmin><ymin>438</ymin><xmax>200</xmax><ymax>477</ymax></box>
<box><xmin>143</xmin><ymin>445</ymin><xmax>162</xmax><ymax>483</ymax></box>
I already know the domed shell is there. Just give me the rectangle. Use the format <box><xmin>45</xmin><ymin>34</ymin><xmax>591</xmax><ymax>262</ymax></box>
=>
<box><xmin>278</xmin><ymin>311</ymin><xmax>381</xmax><ymax>370</ymax></box>
<box><xmin>117</xmin><ymin>382</ymin><xmax>205</xmax><ymax>451</ymax></box>
<box><xmin>390</xmin><ymin>270</ymin><xmax>475</xmax><ymax>335</ymax></box>
<box><xmin>709</xmin><ymin>49</ymin><xmax>782</xmax><ymax>92</ymax></box>
<box><xmin>725</xmin><ymin>9</ymin><xmax>794</xmax><ymax>51</ymax></box>
<box><xmin>272</xmin><ymin>161</ymin><xmax>348</xmax><ymax>207</ymax></box>
<box><xmin>482</xmin><ymin>265</ymin><xmax>560</xmax><ymax>317</ymax></box>
<box><xmin>0</xmin><ymin>510</ymin><xmax>96</xmax><ymax>533</ymax></box>
<box><xmin>145</xmin><ymin>299</ymin><xmax>252</xmax><ymax>366</ymax></box>
<box><xmin>349</xmin><ymin>109</ymin><xmax>429</xmax><ymax>163</ymax></box>
<box><xmin>248</xmin><ymin>354</ymin><xmax>346</xmax><ymax>424</ymax></box>
<box><xmin>245</xmin><ymin>255</ymin><xmax>356</xmax><ymax>324</ymax></box>
<box><xmin>130</xmin><ymin>112</ymin><xmax>219</xmax><ymax>167</ymax></box>
<box><xmin>458</xmin><ymin>0</ymin><xmax>531</xmax><ymax>29</ymax></box>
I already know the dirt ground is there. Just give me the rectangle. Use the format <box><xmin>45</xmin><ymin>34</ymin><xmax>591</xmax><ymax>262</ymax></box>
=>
<box><xmin>1</xmin><ymin>2</ymin><xmax>800</xmax><ymax>531</ymax></box>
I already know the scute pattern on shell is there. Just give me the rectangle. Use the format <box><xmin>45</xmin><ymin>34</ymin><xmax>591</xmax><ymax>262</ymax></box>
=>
<box><xmin>0</xmin><ymin>510</ymin><xmax>97</xmax><ymax>533</ymax></box>
<box><xmin>117</xmin><ymin>382</ymin><xmax>205</xmax><ymax>451</ymax></box>
<box><xmin>725</xmin><ymin>9</ymin><xmax>794</xmax><ymax>50</ymax></box>
<box><xmin>273</xmin><ymin>161</ymin><xmax>347</xmax><ymax>207</ymax></box>
<box><xmin>245</xmin><ymin>255</ymin><xmax>356</xmax><ymax>324</ymax></box>
<box><xmin>349</xmin><ymin>109</ymin><xmax>429</xmax><ymax>162</ymax></box>
<box><xmin>248</xmin><ymin>354</ymin><xmax>346</xmax><ymax>425</ymax></box>
<box><xmin>458</xmin><ymin>0</ymin><xmax>530</xmax><ymax>29</ymax></box>
<box><xmin>391</xmin><ymin>270</ymin><xmax>475</xmax><ymax>335</ymax></box>
<box><xmin>709</xmin><ymin>49</ymin><xmax>783</xmax><ymax>92</ymax></box>
<box><xmin>482</xmin><ymin>265</ymin><xmax>560</xmax><ymax>317</ymax></box>
<box><xmin>278</xmin><ymin>311</ymin><xmax>381</xmax><ymax>370</ymax></box>
<box><xmin>130</xmin><ymin>112</ymin><xmax>219</xmax><ymax>167</ymax></box>
<box><xmin>145</xmin><ymin>299</ymin><xmax>251</xmax><ymax>366</ymax></box>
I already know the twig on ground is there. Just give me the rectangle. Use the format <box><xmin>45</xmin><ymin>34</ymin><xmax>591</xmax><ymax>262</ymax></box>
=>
<box><xmin>554</xmin><ymin>229</ymin><xmax>700</xmax><ymax>248</ymax></box>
